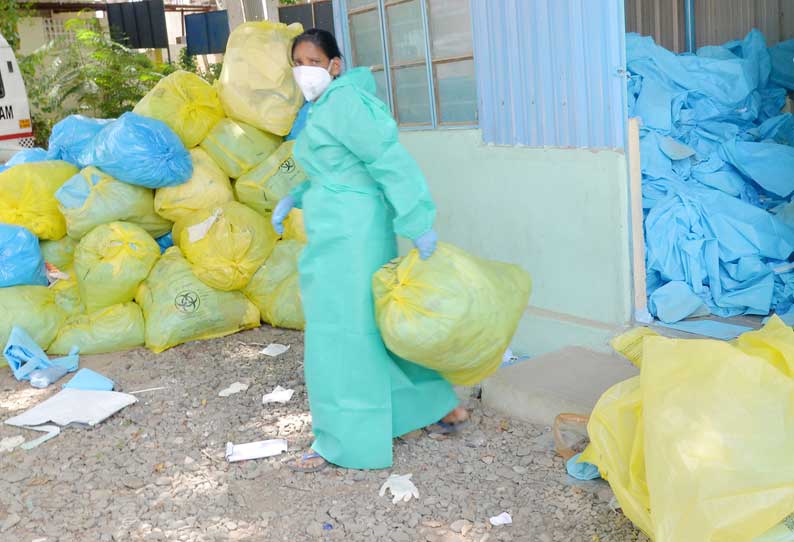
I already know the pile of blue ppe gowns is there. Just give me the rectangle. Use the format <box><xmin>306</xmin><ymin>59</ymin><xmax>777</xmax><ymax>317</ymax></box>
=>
<box><xmin>629</xmin><ymin>30</ymin><xmax>794</xmax><ymax>322</ymax></box>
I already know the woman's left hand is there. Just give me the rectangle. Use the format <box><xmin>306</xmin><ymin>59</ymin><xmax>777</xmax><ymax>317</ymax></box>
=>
<box><xmin>413</xmin><ymin>230</ymin><xmax>438</xmax><ymax>260</ymax></box>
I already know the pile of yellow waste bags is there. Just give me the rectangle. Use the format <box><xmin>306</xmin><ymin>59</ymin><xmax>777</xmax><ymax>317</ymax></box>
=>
<box><xmin>582</xmin><ymin>316</ymin><xmax>794</xmax><ymax>542</ymax></box>
<box><xmin>0</xmin><ymin>20</ymin><xmax>309</xmax><ymax>358</ymax></box>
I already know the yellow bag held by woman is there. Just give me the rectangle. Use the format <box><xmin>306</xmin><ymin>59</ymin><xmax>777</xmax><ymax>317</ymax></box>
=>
<box><xmin>0</xmin><ymin>286</ymin><xmax>65</xmax><ymax>353</ymax></box>
<box><xmin>134</xmin><ymin>70</ymin><xmax>224</xmax><ymax>148</ymax></box>
<box><xmin>57</xmin><ymin>166</ymin><xmax>172</xmax><ymax>239</ymax></box>
<box><xmin>373</xmin><ymin>243</ymin><xmax>531</xmax><ymax>385</ymax></box>
<box><xmin>48</xmin><ymin>302</ymin><xmax>144</xmax><ymax>355</ymax></box>
<box><xmin>243</xmin><ymin>240</ymin><xmax>305</xmax><ymax>330</ymax></box>
<box><xmin>154</xmin><ymin>149</ymin><xmax>234</xmax><ymax>223</ymax></box>
<box><xmin>200</xmin><ymin>118</ymin><xmax>282</xmax><ymax>179</ymax></box>
<box><xmin>176</xmin><ymin>201</ymin><xmax>278</xmax><ymax>291</ymax></box>
<box><xmin>235</xmin><ymin>141</ymin><xmax>308</xmax><ymax>216</ymax></box>
<box><xmin>0</xmin><ymin>161</ymin><xmax>78</xmax><ymax>240</ymax></box>
<box><xmin>136</xmin><ymin>247</ymin><xmax>260</xmax><ymax>353</ymax></box>
<box><xmin>74</xmin><ymin>222</ymin><xmax>161</xmax><ymax>312</ymax></box>
<box><xmin>217</xmin><ymin>21</ymin><xmax>304</xmax><ymax>136</ymax></box>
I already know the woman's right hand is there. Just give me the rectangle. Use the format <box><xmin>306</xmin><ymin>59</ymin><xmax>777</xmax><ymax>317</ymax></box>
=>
<box><xmin>272</xmin><ymin>195</ymin><xmax>296</xmax><ymax>235</ymax></box>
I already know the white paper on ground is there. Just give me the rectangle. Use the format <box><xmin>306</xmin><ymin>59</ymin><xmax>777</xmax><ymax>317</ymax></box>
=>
<box><xmin>262</xmin><ymin>385</ymin><xmax>294</xmax><ymax>405</ymax></box>
<box><xmin>489</xmin><ymin>512</ymin><xmax>513</xmax><ymax>526</ymax></box>
<box><xmin>219</xmin><ymin>382</ymin><xmax>249</xmax><ymax>397</ymax></box>
<box><xmin>225</xmin><ymin>439</ymin><xmax>288</xmax><ymax>462</ymax></box>
<box><xmin>260</xmin><ymin>343</ymin><xmax>290</xmax><ymax>357</ymax></box>
<box><xmin>0</xmin><ymin>436</ymin><xmax>25</xmax><ymax>452</ymax></box>
<box><xmin>187</xmin><ymin>209</ymin><xmax>221</xmax><ymax>243</ymax></box>
<box><xmin>5</xmin><ymin>389</ymin><xmax>137</xmax><ymax>428</ymax></box>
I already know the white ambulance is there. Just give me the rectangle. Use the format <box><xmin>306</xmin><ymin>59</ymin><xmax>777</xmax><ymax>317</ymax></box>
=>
<box><xmin>0</xmin><ymin>33</ymin><xmax>34</xmax><ymax>162</ymax></box>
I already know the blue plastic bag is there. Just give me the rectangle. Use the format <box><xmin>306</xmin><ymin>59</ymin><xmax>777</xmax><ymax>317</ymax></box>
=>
<box><xmin>155</xmin><ymin>231</ymin><xmax>173</xmax><ymax>253</ymax></box>
<box><xmin>78</xmin><ymin>112</ymin><xmax>192</xmax><ymax>188</ymax></box>
<box><xmin>46</xmin><ymin>115</ymin><xmax>112</xmax><ymax>168</ymax></box>
<box><xmin>6</xmin><ymin>148</ymin><xmax>48</xmax><ymax>167</ymax></box>
<box><xmin>4</xmin><ymin>326</ymin><xmax>78</xmax><ymax>382</ymax></box>
<box><xmin>0</xmin><ymin>224</ymin><xmax>47</xmax><ymax>287</ymax></box>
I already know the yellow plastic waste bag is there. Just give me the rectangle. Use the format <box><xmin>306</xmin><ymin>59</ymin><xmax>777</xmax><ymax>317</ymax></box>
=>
<box><xmin>154</xmin><ymin>149</ymin><xmax>234</xmax><ymax>223</ymax></box>
<box><xmin>217</xmin><ymin>21</ymin><xmax>304</xmax><ymax>136</ymax></box>
<box><xmin>133</xmin><ymin>70</ymin><xmax>224</xmax><ymax>148</ymax></box>
<box><xmin>51</xmin><ymin>270</ymin><xmax>84</xmax><ymax>316</ymax></box>
<box><xmin>235</xmin><ymin>141</ymin><xmax>308</xmax><ymax>215</ymax></box>
<box><xmin>40</xmin><ymin>237</ymin><xmax>77</xmax><ymax>269</ymax></box>
<box><xmin>0</xmin><ymin>286</ymin><xmax>65</xmax><ymax>351</ymax></box>
<box><xmin>136</xmin><ymin>247</ymin><xmax>260</xmax><ymax>353</ymax></box>
<box><xmin>243</xmin><ymin>240</ymin><xmax>304</xmax><ymax>330</ymax></box>
<box><xmin>373</xmin><ymin>243</ymin><xmax>532</xmax><ymax>385</ymax></box>
<box><xmin>74</xmin><ymin>222</ymin><xmax>160</xmax><ymax>312</ymax></box>
<box><xmin>200</xmin><ymin>118</ymin><xmax>282</xmax><ymax>178</ymax></box>
<box><xmin>176</xmin><ymin>201</ymin><xmax>277</xmax><ymax>291</ymax></box>
<box><xmin>48</xmin><ymin>302</ymin><xmax>144</xmax><ymax>355</ymax></box>
<box><xmin>610</xmin><ymin>326</ymin><xmax>660</xmax><ymax>368</ymax></box>
<box><xmin>58</xmin><ymin>166</ymin><xmax>172</xmax><ymax>239</ymax></box>
<box><xmin>582</xmin><ymin>317</ymin><xmax>794</xmax><ymax>542</ymax></box>
<box><xmin>0</xmin><ymin>161</ymin><xmax>78</xmax><ymax>240</ymax></box>
<box><xmin>283</xmin><ymin>209</ymin><xmax>307</xmax><ymax>242</ymax></box>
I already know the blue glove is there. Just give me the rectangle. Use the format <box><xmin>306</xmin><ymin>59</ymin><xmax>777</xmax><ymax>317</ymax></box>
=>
<box><xmin>413</xmin><ymin>230</ymin><xmax>438</xmax><ymax>260</ymax></box>
<box><xmin>272</xmin><ymin>195</ymin><xmax>296</xmax><ymax>235</ymax></box>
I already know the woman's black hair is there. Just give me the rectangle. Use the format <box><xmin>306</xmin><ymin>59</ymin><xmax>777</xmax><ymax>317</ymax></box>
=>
<box><xmin>292</xmin><ymin>28</ymin><xmax>343</xmax><ymax>60</ymax></box>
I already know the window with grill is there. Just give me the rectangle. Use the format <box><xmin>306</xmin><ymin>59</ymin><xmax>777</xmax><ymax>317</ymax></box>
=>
<box><xmin>342</xmin><ymin>0</ymin><xmax>477</xmax><ymax>129</ymax></box>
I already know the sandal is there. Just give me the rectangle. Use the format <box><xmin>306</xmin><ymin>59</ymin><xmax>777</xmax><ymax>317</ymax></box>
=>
<box><xmin>286</xmin><ymin>450</ymin><xmax>329</xmax><ymax>473</ymax></box>
<box><xmin>425</xmin><ymin>419</ymin><xmax>470</xmax><ymax>435</ymax></box>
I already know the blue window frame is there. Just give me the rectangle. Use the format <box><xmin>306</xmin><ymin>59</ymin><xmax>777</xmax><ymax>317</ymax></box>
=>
<box><xmin>335</xmin><ymin>0</ymin><xmax>477</xmax><ymax>130</ymax></box>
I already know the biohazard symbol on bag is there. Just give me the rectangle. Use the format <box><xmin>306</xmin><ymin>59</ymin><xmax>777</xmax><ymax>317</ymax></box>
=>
<box><xmin>280</xmin><ymin>158</ymin><xmax>296</xmax><ymax>174</ymax></box>
<box><xmin>174</xmin><ymin>291</ymin><xmax>200</xmax><ymax>314</ymax></box>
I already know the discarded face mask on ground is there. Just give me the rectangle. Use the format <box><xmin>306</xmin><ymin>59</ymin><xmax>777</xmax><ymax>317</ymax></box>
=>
<box><xmin>583</xmin><ymin>318</ymin><xmax>794</xmax><ymax>542</ymax></box>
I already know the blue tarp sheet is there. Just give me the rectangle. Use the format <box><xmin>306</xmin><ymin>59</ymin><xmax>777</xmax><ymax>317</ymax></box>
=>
<box><xmin>630</xmin><ymin>31</ymin><xmax>794</xmax><ymax>322</ymax></box>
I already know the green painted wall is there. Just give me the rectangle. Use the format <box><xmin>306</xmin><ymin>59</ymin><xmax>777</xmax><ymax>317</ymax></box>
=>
<box><xmin>400</xmin><ymin>129</ymin><xmax>632</xmax><ymax>356</ymax></box>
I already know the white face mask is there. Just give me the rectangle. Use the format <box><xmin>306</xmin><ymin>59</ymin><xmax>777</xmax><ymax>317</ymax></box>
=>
<box><xmin>293</xmin><ymin>61</ymin><xmax>334</xmax><ymax>102</ymax></box>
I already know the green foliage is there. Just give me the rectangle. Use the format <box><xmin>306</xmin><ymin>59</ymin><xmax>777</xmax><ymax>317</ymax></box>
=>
<box><xmin>20</xmin><ymin>16</ymin><xmax>173</xmax><ymax>146</ymax></box>
<box><xmin>178</xmin><ymin>46</ymin><xmax>197</xmax><ymax>73</ymax></box>
<box><xmin>0</xmin><ymin>0</ymin><xmax>30</xmax><ymax>51</ymax></box>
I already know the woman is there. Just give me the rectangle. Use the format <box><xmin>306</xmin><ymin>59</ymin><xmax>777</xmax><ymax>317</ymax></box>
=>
<box><xmin>272</xmin><ymin>29</ymin><xmax>468</xmax><ymax>472</ymax></box>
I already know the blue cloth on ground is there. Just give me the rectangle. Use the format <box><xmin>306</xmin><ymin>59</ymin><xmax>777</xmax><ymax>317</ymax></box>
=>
<box><xmin>656</xmin><ymin>319</ymin><xmax>753</xmax><ymax>340</ymax></box>
<box><xmin>0</xmin><ymin>224</ymin><xmax>47</xmax><ymax>287</ymax></box>
<box><xmin>78</xmin><ymin>112</ymin><xmax>192</xmax><ymax>188</ymax></box>
<box><xmin>4</xmin><ymin>327</ymin><xmax>79</xmax><ymax>381</ymax></box>
<box><xmin>46</xmin><ymin>115</ymin><xmax>112</xmax><ymax>168</ymax></box>
<box><xmin>155</xmin><ymin>231</ymin><xmax>173</xmax><ymax>253</ymax></box>
<box><xmin>62</xmin><ymin>368</ymin><xmax>114</xmax><ymax>391</ymax></box>
<box><xmin>566</xmin><ymin>453</ymin><xmax>601</xmax><ymax>481</ymax></box>
<box><xmin>631</xmin><ymin>30</ymin><xmax>794</xmax><ymax>322</ymax></box>
<box><xmin>6</xmin><ymin>148</ymin><xmax>47</xmax><ymax>167</ymax></box>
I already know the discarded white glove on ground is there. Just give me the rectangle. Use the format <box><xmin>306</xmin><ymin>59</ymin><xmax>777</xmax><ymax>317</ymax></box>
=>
<box><xmin>379</xmin><ymin>473</ymin><xmax>419</xmax><ymax>504</ymax></box>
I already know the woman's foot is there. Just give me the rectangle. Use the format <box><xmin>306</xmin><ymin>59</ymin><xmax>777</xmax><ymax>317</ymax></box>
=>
<box><xmin>286</xmin><ymin>449</ymin><xmax>329</xmax><ymax>473</ymax></box>
<box><xmin>426</xmin><ymin>406</ymin><xmax>470</xmax><ymax>435</ymax></box>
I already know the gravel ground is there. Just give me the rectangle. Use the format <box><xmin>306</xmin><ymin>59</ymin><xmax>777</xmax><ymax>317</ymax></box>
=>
<box><xmin>0</xmin><ymin>325</ymin><xmax>646</xmax><ymax>542</ymax></box>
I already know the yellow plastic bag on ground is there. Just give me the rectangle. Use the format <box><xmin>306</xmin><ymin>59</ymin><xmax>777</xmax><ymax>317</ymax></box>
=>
<box><xmin>40</xmin><ymin>237</ymin><xmax>77</xmax><ymax>269</ymax></box>
<box><xmin>217</xmin><ymin>21</ymin><xmax>304</xmax><ymax>136</ymax></box>
<box><xmin>200</xmin><ymin>118</ymin><xmax>282</xmax><ymax>178</ymax></box>
<box><xmin>235</xmin><ymin>141</ymin><xmax>308</xmax><ymax>215</ymax></box>
<box><xmin>134</xmin><ymin>70</ymin><xmax>224</xmax><ymax>148</ymax></box>
<box><xmin>136</xmin><ymin>247</ymin><xmax>260</xmax><ymax>353</ymax></box>
<box><xmin>48</xmin><ymin>302</ymin><xmax>144</xmax><ymax>355</ymax></box>
<box><xmin>0</xmin><ymin>285</ymin><xmax>65</xmax><ymax>351</ymax></box>
<box><xmin>243</xmin><ymin>240</ymin><xmax>304</xmax><ymax>330</ymax></box>
<box><xmin>583</xmin><ymin>317</ymin><xmax>794</xmax><ymax>542</ymax></box>
<box><xmin>373</xmin><ymin>243</ymin><xmax>531</xmax><ymax>385</ymax></box>
<box><xmin>0</xmin><ymin>161</ymin><xmax>78</xmax><ymax>240</ymax></box>
<box><xmin>154</xmin><ymin>149</ymin><xmax>234</xmax><ymax>223</ymax></box>
<box><xmin>74</xmin><ymin>222</ymin><xmax>160</xmax><ymax>312</ymax></box>
<box><xmin>176</xmin><ymin>201</ymin><xmax>277</xmax><ymax>291</ymax></box>
<box><xmin>58</xmin><ymin>166</ymin><xmax>172</xmax><ymax>239</ymax></box>
<box><xmin>283</xmin><ymin>209</ymin><xmax>307</xmax><ymax>242</ymax></box>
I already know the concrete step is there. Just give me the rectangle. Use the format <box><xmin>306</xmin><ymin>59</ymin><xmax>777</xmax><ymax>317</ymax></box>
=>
<box><xmin>481</xmin><ymin>346</ymin><xmax>638</xmax><ymax>426</ymax></box>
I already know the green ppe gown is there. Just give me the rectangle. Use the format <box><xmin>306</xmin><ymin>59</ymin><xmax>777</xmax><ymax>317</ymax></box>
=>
<box><xmin>291</xmin><ymin>67</ymin><xmax>459</xmax><ymax>470</ymax></box>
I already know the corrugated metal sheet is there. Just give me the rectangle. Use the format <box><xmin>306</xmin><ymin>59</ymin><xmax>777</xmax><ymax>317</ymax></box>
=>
<box><xmin>471</xmin><ymin>0</ymin><xmax>627</xmax><ymax>149</ymax></box>
<box><xmin>626</xmin><ymin>0</ymin><xmax>794</xmax><ymax>51</ymax></box>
